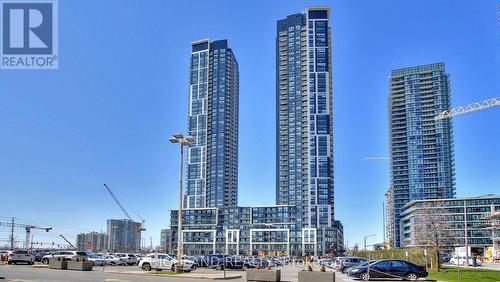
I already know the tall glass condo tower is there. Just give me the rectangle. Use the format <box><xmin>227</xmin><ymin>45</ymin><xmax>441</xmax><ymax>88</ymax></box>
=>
<box><xmin>276</xmin><ymin>7</ymin><xmax>335</xmax><ymax>254</ymax></box>
<box><xmin>186</xmin><ymin>39</ymin><xmax>239</xmax><ymax>209</ymax></box>
<box><xmin>388</xmin><ymin>63</ymin><xmax>455</xmax><ymax>247</ymax></box>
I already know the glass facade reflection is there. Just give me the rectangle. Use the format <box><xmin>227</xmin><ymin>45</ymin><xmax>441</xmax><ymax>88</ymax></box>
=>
<box><xmin>388</xmin><ymin>63</ymin><xmax>455</xmax><ymax>247</ymax></box>
<box><xmin>186</xmin><ymin>39</ymin><xmax>239</xmax><ymax>209</ymax></box>
<box><xmin>276</xmin><ymin>7</ymin><xmax>335</xmax><ymax>255</ymax></box>
<box><xmin>170</xmin><ymin>8</ymin><xmax>342</xmax><ymax>257</ymax></box>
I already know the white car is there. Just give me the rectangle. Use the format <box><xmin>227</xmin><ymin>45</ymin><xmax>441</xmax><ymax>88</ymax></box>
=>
<box><xmin>41</xmin><ymin>251</ymin><xmax>88</xmax><ymax>264</ymax></box>
<box><xmin>115</xmin><ymin>253</ymin><xmax>139</xmax><ymax>265</ymax></box>
<box><xmin>450</xmin><ymin>256</ymin><xmax>482</xmax><ymax>266</ymax></box>
<box><xmin>87</xmin><ymin>254</ymin><xmax>105</xmax><ymax>266</ymax></box>
<box><xmin>138</xmin><ymin>253</ymin><xmax>195</xmax><ymax>272</ymax></box>
<box><xmin>7</xmin><ymin>250</ymin><xmax>35</xmax><ymax>265</ymax></box>
<box><xmin>103</xmin><ymin>255</ymin><xmax>127</xmax><ymax>266</ymax></box>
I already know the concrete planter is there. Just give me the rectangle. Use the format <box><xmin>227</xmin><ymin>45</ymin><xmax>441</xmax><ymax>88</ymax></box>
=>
<box><xmin>246</xmin><ymin>269</ymin><xmax>281</xmax><ymax>281</ymax></box>
<box><xmin>48</xmin><ymin>259</ymin><xmax>67</xmax><ymax>270</ymax></box>
<box><xmin>67</xmin><ymin>261</ymin><xmax>93</xmax><ymax>271</ymax></box>
<box><xmin>298</xmin><ymin>271</ymin><xmax>335</xmax><ymax>282</ymax></box>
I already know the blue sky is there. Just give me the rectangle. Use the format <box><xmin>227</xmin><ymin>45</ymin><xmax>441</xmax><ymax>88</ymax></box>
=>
<box><xmin>1</xmin><ymin>0</ymin><xmax>499</xmax><ymax>249</ymax></box>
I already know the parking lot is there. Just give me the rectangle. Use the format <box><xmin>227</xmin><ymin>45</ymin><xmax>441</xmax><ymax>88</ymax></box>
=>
<box><xmin>0</xmin><ymin>262</ymin><xmax>442</xmax><ymax>282</ymax></box>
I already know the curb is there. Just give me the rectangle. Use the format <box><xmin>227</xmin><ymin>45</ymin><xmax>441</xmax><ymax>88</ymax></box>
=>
<box><xmin>147</xmin><ymin>273</ymin><xmax>242</xmax><ymax>280</ymax></box>
<box><xmin>104</xmin><ymin>270</ymin><xmax>242</xmax><ymax>280</ymax></box>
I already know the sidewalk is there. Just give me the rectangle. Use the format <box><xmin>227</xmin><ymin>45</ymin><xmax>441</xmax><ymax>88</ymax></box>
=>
<box><xmin>480</xmin><ymin>262</ymin><xmax>500</xmax><ymax>271</ymax></box>
<box><xmin>444</xmin><ymin>262</ymin><xmax>500</xmax><ymax>271</ymax></box>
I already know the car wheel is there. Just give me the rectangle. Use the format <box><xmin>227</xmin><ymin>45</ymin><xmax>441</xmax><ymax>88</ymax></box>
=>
<box><xmin>342</xmin><ymin>268</ymin><xmax>348</xmax><ymax>274</ymax></box>
<box><xmin>360</xmin><ymin>272</ymin><xmax>370</xmax><ymax>281</ymax></box>
<box><xmin>242</xmin><ymin>265</ymin><xmax>248</xmax><ymax>271</ymax></box>
<box><xmin>42</xmin><ymin>258</ymin><xmax>49</xmax><ymax>265</ymax></box>
<box><xmin>216</xmin><ymin>264</ymin><xmax>223</xmax><ymax>271</ymax></box>
<box><xmin>405</xmin><ymin>272</ymin><xmax>418</xmax><ymax>281</ymax></box>
<box><xmin>142</xmin><ymin>263</ymin><xmax>152</xmax><ymax>271</ymax></box>
<box><xmin>7</xmin><ymin>261</ymin><xmax>12</xmax><ymax>265</ymax></box>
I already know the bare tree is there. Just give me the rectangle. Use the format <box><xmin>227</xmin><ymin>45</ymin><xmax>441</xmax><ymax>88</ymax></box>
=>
<box><xmin>407</xmin><ymin>202</ymin><xmax>455</xmax><ymax>271</ymax></box>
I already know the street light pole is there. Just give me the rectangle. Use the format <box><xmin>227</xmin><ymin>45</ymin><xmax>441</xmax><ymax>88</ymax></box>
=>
<box><xmin>170</xmin><ymin>133</ymin><xmax>195</xmax><ymax>273</ymax></box>
<box><xmin>364</xmin><ymin>234</ymin><xmax>376</xmax><ymax>251</ymax></box>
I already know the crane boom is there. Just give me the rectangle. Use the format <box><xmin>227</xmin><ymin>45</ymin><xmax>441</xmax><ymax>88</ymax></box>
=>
<box><xmin>59</xmin><ymin>234</ymin><xmax>77</xmax><ymax>250</ymax></box>
<box><xmin>0</xmin><ymin>219</ymin><xmax>52</xmax><ymax>250</ymax></box>
<box><xmin>104</xmin><ymin>184</ymin><xmax>133</xmax><ymax>221</ymax></box>
<box><xmin>435</xmin><ymin>97</ymin><xmax>500</xmax><ymax>120</ymax></box>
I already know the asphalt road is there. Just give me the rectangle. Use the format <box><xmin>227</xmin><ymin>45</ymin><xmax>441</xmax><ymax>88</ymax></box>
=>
<box><xmin>0</xmin><ymin>264</ymin><xmax>212</xmax><ymax>282</ymax></box>
<box><xmin>0</xmin><ymin>263</ymin><xmax>438</xmax><ymax>282</ymax></box>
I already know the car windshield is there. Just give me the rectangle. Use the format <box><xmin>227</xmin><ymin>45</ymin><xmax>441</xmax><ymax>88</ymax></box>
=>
<box><xmin>76</xmin><ymin>252</ymin><xmax>87</xmax><ymax>256</ymax></box>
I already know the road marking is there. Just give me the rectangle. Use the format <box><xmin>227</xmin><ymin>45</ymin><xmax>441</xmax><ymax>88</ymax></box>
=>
<box><xmin>8</xmin><ymin>280</ymin><xmax>37</xmax><ymax>282</ymax></box>
<box><xmin>105</xmin><ymin>279</ymin><xmax>130</xmax><ymax>282</ymax></box>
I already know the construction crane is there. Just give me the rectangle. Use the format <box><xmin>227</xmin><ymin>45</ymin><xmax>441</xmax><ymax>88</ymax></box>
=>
<box><xmin>435</xmin><ymin>97</ymin><xmax>500</xmax><ymax>120</ymax></box>
<box><xmin>59</xmin><ymin>234</ymin><xmax>77</xmax><ymax>250</ymax></box>
<box><xmin>365</xmin><ymin>97</ymin><xmax>499</xmax><ymax>160</ymax></box>
<box><xmin>104</xmin><ymin>184</ymin><xmax>146</xmax><ymax>232</ymax></box>
<box><xmin>0</xmin><ymin>218</ymin><xmax>52</xmax><ymax>250</ymax></box>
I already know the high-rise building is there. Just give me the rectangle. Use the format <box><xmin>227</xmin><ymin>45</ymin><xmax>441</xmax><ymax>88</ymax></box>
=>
<box><xmin>107</xmin><ymin>219</ymin><xmax>141</xmax><ymax>252</ymax></box>
<box><xmin>168</xmin><ymin>8</ymin><xmax>342</xmax><ymax>257</ymax></box>
<box><xmin>276</xmin><ymin>7</ymin><xmax>335</xmax><ymax>254</ymax></box>
<box><xmin>76</xmin><ymin>231</ymin><xmax>108</xmax><ymax>253</ymax></box>
<box><xmin>185</xmin><ymin>39</ymin><xmax>239</xmax><ymax>209</ymax></box>
<box><xmin>388</xmin><ymin>63</ymin><xmax>455</xmax><ymax>247</ymax></box>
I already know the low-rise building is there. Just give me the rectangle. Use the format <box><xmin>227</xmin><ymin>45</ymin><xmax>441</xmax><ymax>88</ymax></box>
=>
<box><xmin>484</xmin><ymin>207</ymin><xmax>500</xmax><ymax>261</ymax></box>
<box><xmin>400</xmin><ymin>195</ymin><xmax>500</xmax><ymax>255</ymax></box>
<box><xmin>160</xmin><ymin>229</ymin><xmax>173</xmax><ymax>254</ymax></box>
<box><xmin>76</xmin><ymin>231</ymin><xmax>108</xmax><ymax>252</ymax></box>
<box><xmin>169</xmin><ymin>205</ymin><xmax>344</xmax><ymax>256</ymax></box>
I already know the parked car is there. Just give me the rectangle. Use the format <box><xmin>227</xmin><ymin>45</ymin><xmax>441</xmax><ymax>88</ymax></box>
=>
<box><xmin>347</xmin><ymin>259</ymin><xmax>428</xmax><ymax>281</ymax></box>
<box><xmin>138</xmin><ymin>253</ymin><xmax>195</xmax><ymax>272</ymax></box>
<box><xmin>198</xmin><ymin>254</ymin><xmax>225</xmax><ymax>267</ymax></box>
<box><xmin>337</xmin><ymin>257</ymin><xmax>368</xmax><ymax>273</ymax></box>
<box><xmin>34</xmin><ymin>252</ymin><xmax>48</xmax><ymax>262</ymax></box>
<box><xmin>450</xmin><ymin>256</ymin><xmax>482</xmax><ymax>266</ymax></box>
<box><xmin>87</xmin><ymin>254</ymin><xmax>105</xmax><ymax>266</ymax></box>
<box><xmin>115</xmin><ymin>253</ymin><xmax>139</xmax><ymax>265</ymax></box>
<box><xmin>41</xmin><ymin>251</ymin><xmax>88</xmax><ymax>264</ymax></box>
<box><xmin>210</xmin><ymin>255</ymin><xmax>251</xmax><ymax>271</ymax></box>
<box><xmin>344</xmin><ymin>260</ymin><xmax>378</xmax><ymax>274</ymax></box>
<box><xmin>246</xmin><ymin>257</ymin><xmax>271</xmax><ymax>269</ymax></box>
<box><xmin>441</xmin><ymin>253</ymin><xmax>451</xmax><ymax>263</ymax></box>
<box><xmin>7</xmin><ymin>250</ymin><xmax>35</xmax><ymax>265</ymax></box>
<box><xmin>332</xmin><ymin>256</ymin><xmax>344</xmax><ymax>269</ymax></box>
<box><xmin>0</xmin><ymin>250</ymin><xmax>11</xmax><ymax>261</ymax></box>
<box><xmin>103</xmin><ymin>255</ymin><xmax>127</xmax><ymax>266</ymax></box>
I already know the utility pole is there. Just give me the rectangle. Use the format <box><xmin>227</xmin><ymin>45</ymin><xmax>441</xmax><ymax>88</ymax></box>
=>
<box><xmin>10</xmin><ymin>217</ymin><xmax>14</xmax><ymax>250</ymax></box>
<box><xmin>464</xmin><ymin>201</ymin><xmax>469</xmax><ymax>262</ymax></box>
